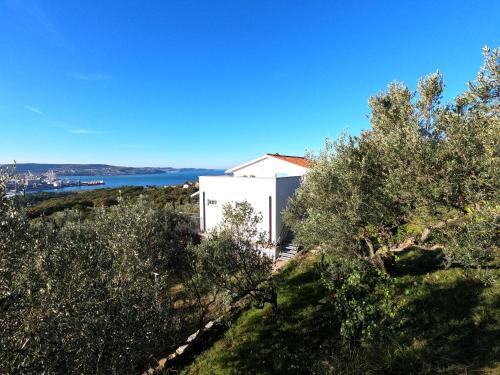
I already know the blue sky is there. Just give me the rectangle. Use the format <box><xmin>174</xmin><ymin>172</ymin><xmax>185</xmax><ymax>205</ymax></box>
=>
<box><xmin>0</xmin><ymin>0</ymin><xmax>498</xmax><ymax>168</ymax></box>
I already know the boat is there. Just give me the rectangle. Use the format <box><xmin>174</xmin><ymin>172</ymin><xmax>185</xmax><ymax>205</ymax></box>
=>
<box><xmin>80</xmin><ymin>180</ymin><xmax>105</xmax><ymax>186</ymax></box>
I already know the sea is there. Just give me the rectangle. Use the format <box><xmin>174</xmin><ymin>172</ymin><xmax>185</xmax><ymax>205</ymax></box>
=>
<box><xmin>43</xmin><ymin>169</ymin><xmax>225</xmax><ymax>193</ymax></box>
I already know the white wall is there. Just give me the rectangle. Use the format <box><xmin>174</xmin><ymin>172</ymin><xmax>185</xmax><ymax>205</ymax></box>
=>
<box><xmin>232</xmin><ymin>156</ymin><xmax>307</xmax><ymax>178</ymax></box>
<box><xmin>199</xmin><ymin>175</ymin><xmax>303</xmax><ymax>245</ymax></box>
<box><xmin>199</xmin><ymin>176</ymin><xmax>278</xmax><ymax>242</ymax></box>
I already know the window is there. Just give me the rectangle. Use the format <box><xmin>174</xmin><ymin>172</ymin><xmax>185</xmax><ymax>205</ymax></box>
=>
<box><xmin>207</xmin><ymin>199</ymin><xmax>217</xmax><ymax>206</ymax></box>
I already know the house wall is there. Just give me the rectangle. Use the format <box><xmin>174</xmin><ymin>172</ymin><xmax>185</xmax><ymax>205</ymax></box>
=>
<box><xmin>199</xmin><ymin>175</ymin><xmax>303</xmax><ymax>247</ymax></box>
<box><xmin>199</xmin><ymin>176</ymin><xmax>278</xmax><ymax>242</ymax></box>
<box><xmin>275</xmin><ymin>176</ymin><xmax>302</xmax><ymax>242</ymax></box>
<box><xmin>232</xmin><ymin>157</ymin><xmax>307</xmax><ymax>178</ymax></box>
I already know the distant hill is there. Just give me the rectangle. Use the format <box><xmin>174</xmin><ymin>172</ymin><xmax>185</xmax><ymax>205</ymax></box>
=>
<box><xmin>3</xmin><ymin>163</ymin><xmax>216</xmax><ymax>176</ymax></box>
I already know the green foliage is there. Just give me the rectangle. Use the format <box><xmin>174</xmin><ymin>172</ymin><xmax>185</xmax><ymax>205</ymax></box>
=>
<box><xmin>394</xmin><ymin>223</ymin><xmax>423</xmax><ymax>243</ymax></box>
<box><xmin>285</xmin><ymin>47</ymin><xmax>500</xmax><ymax>279</ymax></box>
<box><xmin>180</xmin><ymin>47</ymin><xmax>500</xmax><ymax>373</ymax></box>
<box><xmin>1</xmin><ymin>177</ymin><xmax>196</xmax><ymax>374</ymax></box>
<box><xmin>321</xmin><ymin>254</ymin><xmax>401</xmax><ymax>343</ymax></box>
<box><xmin>458</xmin><ymin>46</ymin><xmax>500</xmax><ymax>110</ymax></box>
<box><xmin>24</xmin><ymin>185</ymin><xmax>199</xmax><ymax>219</ymax></box>
<box><xmin>189</xmin><ymin>202</ymin><xmax>276</xmax><ymax>319</ymax></box>
<box><xmin>278</xmin><ymin>48</ymin><xmax>500</xmax><ymax>369</ymax></box>
<box><xmin>0</xmin><ymin>170</ymin><xmax>31</xmax><ymax>301</ymax></box>
<box><xmin>2</xmin><ymin>176</ymin><xmax>279</xmax><ymax>373</ymax></box>
<box><xmin>439</xmin><ymin>204</ymin><xmax>499</xmax><ymax>285</ymax></box>
<box><xmin>182</xmin><ymin>254</ymin><xmax>333</xmax><ymax>375</ymax></box>
<box><xmin>182</xmin><ymin>252</ymin><xmax>500</xmax><ymax>374</ymax></box>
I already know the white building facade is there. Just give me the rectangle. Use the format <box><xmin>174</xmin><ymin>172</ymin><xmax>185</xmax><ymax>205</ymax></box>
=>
<box><xmin>198</xmin><ymin>153</ymin><xmax>309</xmax><ymax>255</ymax></box>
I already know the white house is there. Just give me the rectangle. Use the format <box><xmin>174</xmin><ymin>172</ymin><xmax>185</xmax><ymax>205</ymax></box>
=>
<box><xmin>198</xmin><ymin>153</ymin><xmax>309</xmax><ymax>256</ymax></box>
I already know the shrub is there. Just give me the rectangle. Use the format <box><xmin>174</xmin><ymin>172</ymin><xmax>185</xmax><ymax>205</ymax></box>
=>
<box><xmin>321</xmin><ymin>254</ymin><xmax>401</xmax><ymax>344</ymax></box>
<box><xmin>1</xmin><ymin>181</ymin><xmax>194</xmax><ymax>374</ymax></box>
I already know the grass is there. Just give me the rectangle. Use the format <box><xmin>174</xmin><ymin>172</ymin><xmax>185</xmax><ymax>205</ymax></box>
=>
<box><xmin>180</xmin><ymin>250</ymin><xmax>499</xmax><ymax>374</ymax></box>
<box><xmin>180</xmin><ymin>254</ymin><xmax>332</xmax><ymax>374</ymax></box>
<box><xmin>384</xmin><ymin>251</ymin><xmax>500</xmax><ymax>374</ymax></box>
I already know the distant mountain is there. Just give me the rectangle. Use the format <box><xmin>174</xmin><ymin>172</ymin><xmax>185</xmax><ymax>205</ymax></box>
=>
<box><xmin>3</xmin><ymin>163</ymin><xmax>215</xmax><ymax>176</ymax></box>
<box><xmin>160</xmin><ymin>167</ymin><xmax>220</xmax><ymax>172</ymax></box>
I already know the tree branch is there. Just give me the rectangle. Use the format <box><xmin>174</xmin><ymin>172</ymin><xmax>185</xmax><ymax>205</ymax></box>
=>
<box><xmin>364</xmin><ymin>238</ymin><xmax>376</xmax><ymax>258</ymax></box>
<box><xmin>390</xmin><ymin>237</ymin><xmax>416</xmax><ymax>252</ymax></box>
<box><xmin>412</xmin><ymin>244</ymin><xmax>445</xmax><ymax>251</ymax></box>
<box><xmin>389</xmin><ymin>216</ymin><xmax>460</xmax><ymax>253</ymax></box>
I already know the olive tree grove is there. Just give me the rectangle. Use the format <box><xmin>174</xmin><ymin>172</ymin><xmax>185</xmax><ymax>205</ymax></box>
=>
<box><xmin>0</xmin><ymin>178</ymin><xmax>195</xmax><ymax>374</ymax></box>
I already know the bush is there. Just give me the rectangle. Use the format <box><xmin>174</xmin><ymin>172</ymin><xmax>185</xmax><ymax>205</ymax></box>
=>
<box><xmin>321</xmin><ymin>254</ymin><xmax>401</xmax><ymax>344</ymax></box>
<box><xmin>1</xmin><ymin>184</ymin><xmax>195</xmax><ymax>373</ymax></box>
<box><xmin>439</xmin><ymin>204</ymin><xmax>499</xmax><ymax>285</ymax></box>
<box><xmin>186</xmin><ymin>202</ymin><xmax>277</xmax><ymax>325</ymax></box>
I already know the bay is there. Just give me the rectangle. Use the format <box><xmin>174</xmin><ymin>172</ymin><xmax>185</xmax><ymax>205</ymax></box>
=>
<box><xmin>43</xmin><ymin>169</ymin><xmax>225</xmax><ymax>193</ymax></box>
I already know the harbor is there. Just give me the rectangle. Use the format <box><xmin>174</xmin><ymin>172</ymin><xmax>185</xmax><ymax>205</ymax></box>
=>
<box><xmin>5</xmin><ymin>169</ymin><xmax>225</xmax><ymax>195</ymax></box>
<box><xmin>6</xmin><ymin>170</ymin><xmax>105</xmax><ymax>195</ymax></box>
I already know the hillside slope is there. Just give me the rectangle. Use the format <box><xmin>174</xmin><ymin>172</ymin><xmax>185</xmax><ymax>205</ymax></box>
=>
<box><xmin>179</xmin><ymin>251</ymin><xmax>499</xmax><ymax>374</ymax></box>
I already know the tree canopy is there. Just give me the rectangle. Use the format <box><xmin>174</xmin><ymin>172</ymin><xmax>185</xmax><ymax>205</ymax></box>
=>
<box><xmin>285</xmin><ymin>47</ymin><xmax>499</xmax><ymax>280</ymax></box>
<box><xmin>187</xmin><ymin>202</ymin><xmax>277</xmax><ymax>318</ymax></box>
<box><xmin>1</xmin><ymin>180</ymin><xmax>195</xmax><ymax>374</ymax></box>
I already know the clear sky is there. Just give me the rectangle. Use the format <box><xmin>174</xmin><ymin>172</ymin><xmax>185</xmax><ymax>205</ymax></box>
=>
<box><xmin>0</xmin><ymin>0</ymin><xmax>498</xmax><ymax>168</ymax></box>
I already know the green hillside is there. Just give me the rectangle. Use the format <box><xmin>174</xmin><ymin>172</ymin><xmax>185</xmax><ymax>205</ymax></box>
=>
<box><xmin>181</xmin><ymin>250</ymin><xmax>499</xmax><ymax>374</ymax></box>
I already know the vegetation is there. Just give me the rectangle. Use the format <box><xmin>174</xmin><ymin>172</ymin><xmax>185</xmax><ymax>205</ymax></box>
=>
<box><xmin>285</xmin><ymin>47</ymin><xmax>499</xmax><ymax>279</ymax></box>
<box><xmin>181</xmin><ymin>251</ymin><xmax>499</xmax><ymax>374</ymax></box>
<box><xmin>1</xmin><ymin>174</ymin><xmax>199</xmax><ymax>373</ymax></box>
<box><xmin>183</xmin><ymin>47</ymin><xmax>499</xmax><ymax>373</ymax></box>
<box><xmin>186</xmin><ymin>202</ymin><xmax>278</xmax><ymax>327</ymax></box>
<box><xmin>1</xmin><ymin>47</ymin><xmax>498</xmax><ymax>374</ymax></box>
<box><xmin>23</xmin><ymin>185</ymin><xmax>199</xmax><ymax>219</ymax></box>
<box><xmin>1</xmin><ymin>177</ymin><xmax>275</xmax><ymax>374</ymax></box>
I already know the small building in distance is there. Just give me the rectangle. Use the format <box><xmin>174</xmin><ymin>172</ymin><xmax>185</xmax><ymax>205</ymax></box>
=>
<box><xmin>198</xmin><ymin>153</ymin><xmax>309</xmax><ymax>257</ymax></box>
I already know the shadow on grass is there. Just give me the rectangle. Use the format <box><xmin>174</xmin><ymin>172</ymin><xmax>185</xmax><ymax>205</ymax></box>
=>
<box><xmin>390</xmin><ymin>249</ymin><xmax>445</xmax><ymax>277</ymax></box>
<box><xmin>183</xmin><ymin>262</ymin><xmax>337</xmax><ymax>374</ymax></box>
<box><xmin>274</xmin><ymin>257</ymin><xmax>500</xmax><ymax>374</ymax></box>
<box><xmin>182</xmin><ymin>255</ymin><xmax>499</xmax><ymax>374</ymax></box>
<box><xmin>382</xmin><ymin>276</ymin><xmax>499</xmax><ymax>374</ymax></box>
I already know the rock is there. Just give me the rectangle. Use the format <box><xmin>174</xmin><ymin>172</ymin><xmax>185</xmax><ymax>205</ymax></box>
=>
<box><xmin>167</xmin><ymin>352</ymin><xmax>177</xmax><ymax>360</ymax></box>
<box><xmin>176</xmin><ymin>344</ymin><xmax>189</xmax><ymax>355</ymax></box>
<box><xmin>158</xmin><ymin>358</ymin><xmax>168</xmax><ymax>367</ymax></box>
<box><xmin>187</xmin><ymin>330</ymin><xmax>199</xmax><ymax>342</ymax></box>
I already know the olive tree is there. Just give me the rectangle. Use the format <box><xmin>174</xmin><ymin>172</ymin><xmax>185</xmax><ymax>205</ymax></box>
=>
<box><xmin>190</xmin><ymin>201</ymin><xmax>278</xmax><ymax>318</ymax></box>
<box><xmin>1</xmin><ymin>188</ymin><xmax>194</xmax><ymax>374</ymax></box>
<box><xmin>0</xmin><ymin>169</ymin><xmax>31</xmax><ymax>302</ymax></box>
<box><xmin>285</xmin><ymin>47</ymin><xmax>499</xmax><ymax>277</ymax></box>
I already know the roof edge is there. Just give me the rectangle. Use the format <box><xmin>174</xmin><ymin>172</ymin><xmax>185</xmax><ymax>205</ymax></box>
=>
<box><xmin>225</xmin><ymin>154</ymin><xmax>268</xmax><ymax>174</ymax></box>
<box><xmin>225</xmin><ymin>153</ymin><xmax>310</xmax><ymax>173</ymax></box>
<box><xmin>267</xmin><ymin>153</ymin><xmax>310</xmax><ymax>168</ymax></box>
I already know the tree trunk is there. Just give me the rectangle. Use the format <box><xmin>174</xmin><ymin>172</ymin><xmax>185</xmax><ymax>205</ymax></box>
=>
<box><xmin>370</xmin><ymin>252</ymin><xmax>388</xmax><ymax>274</ymax></box>
<box><xmin>364</xmin><ymin>237</ymin><xmax>390</xmax><ymax>274</ymax></box>
<box><xmin>267</xmin><ymin>288</ymin><xmax>280</xmax><ymax>316</ymax></box>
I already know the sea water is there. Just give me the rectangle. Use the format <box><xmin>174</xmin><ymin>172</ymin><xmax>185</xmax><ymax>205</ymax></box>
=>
<box><xmin>43</xmin><ymin>170</ymin><xmax>225</xmax><ymax>192</ymax></box>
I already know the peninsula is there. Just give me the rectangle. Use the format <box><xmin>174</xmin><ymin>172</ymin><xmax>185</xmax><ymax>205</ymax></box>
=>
<box><xmin>2</xmin><ymin>163</ymin><xmax>212</xmax><ymax>176</ymax></box>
